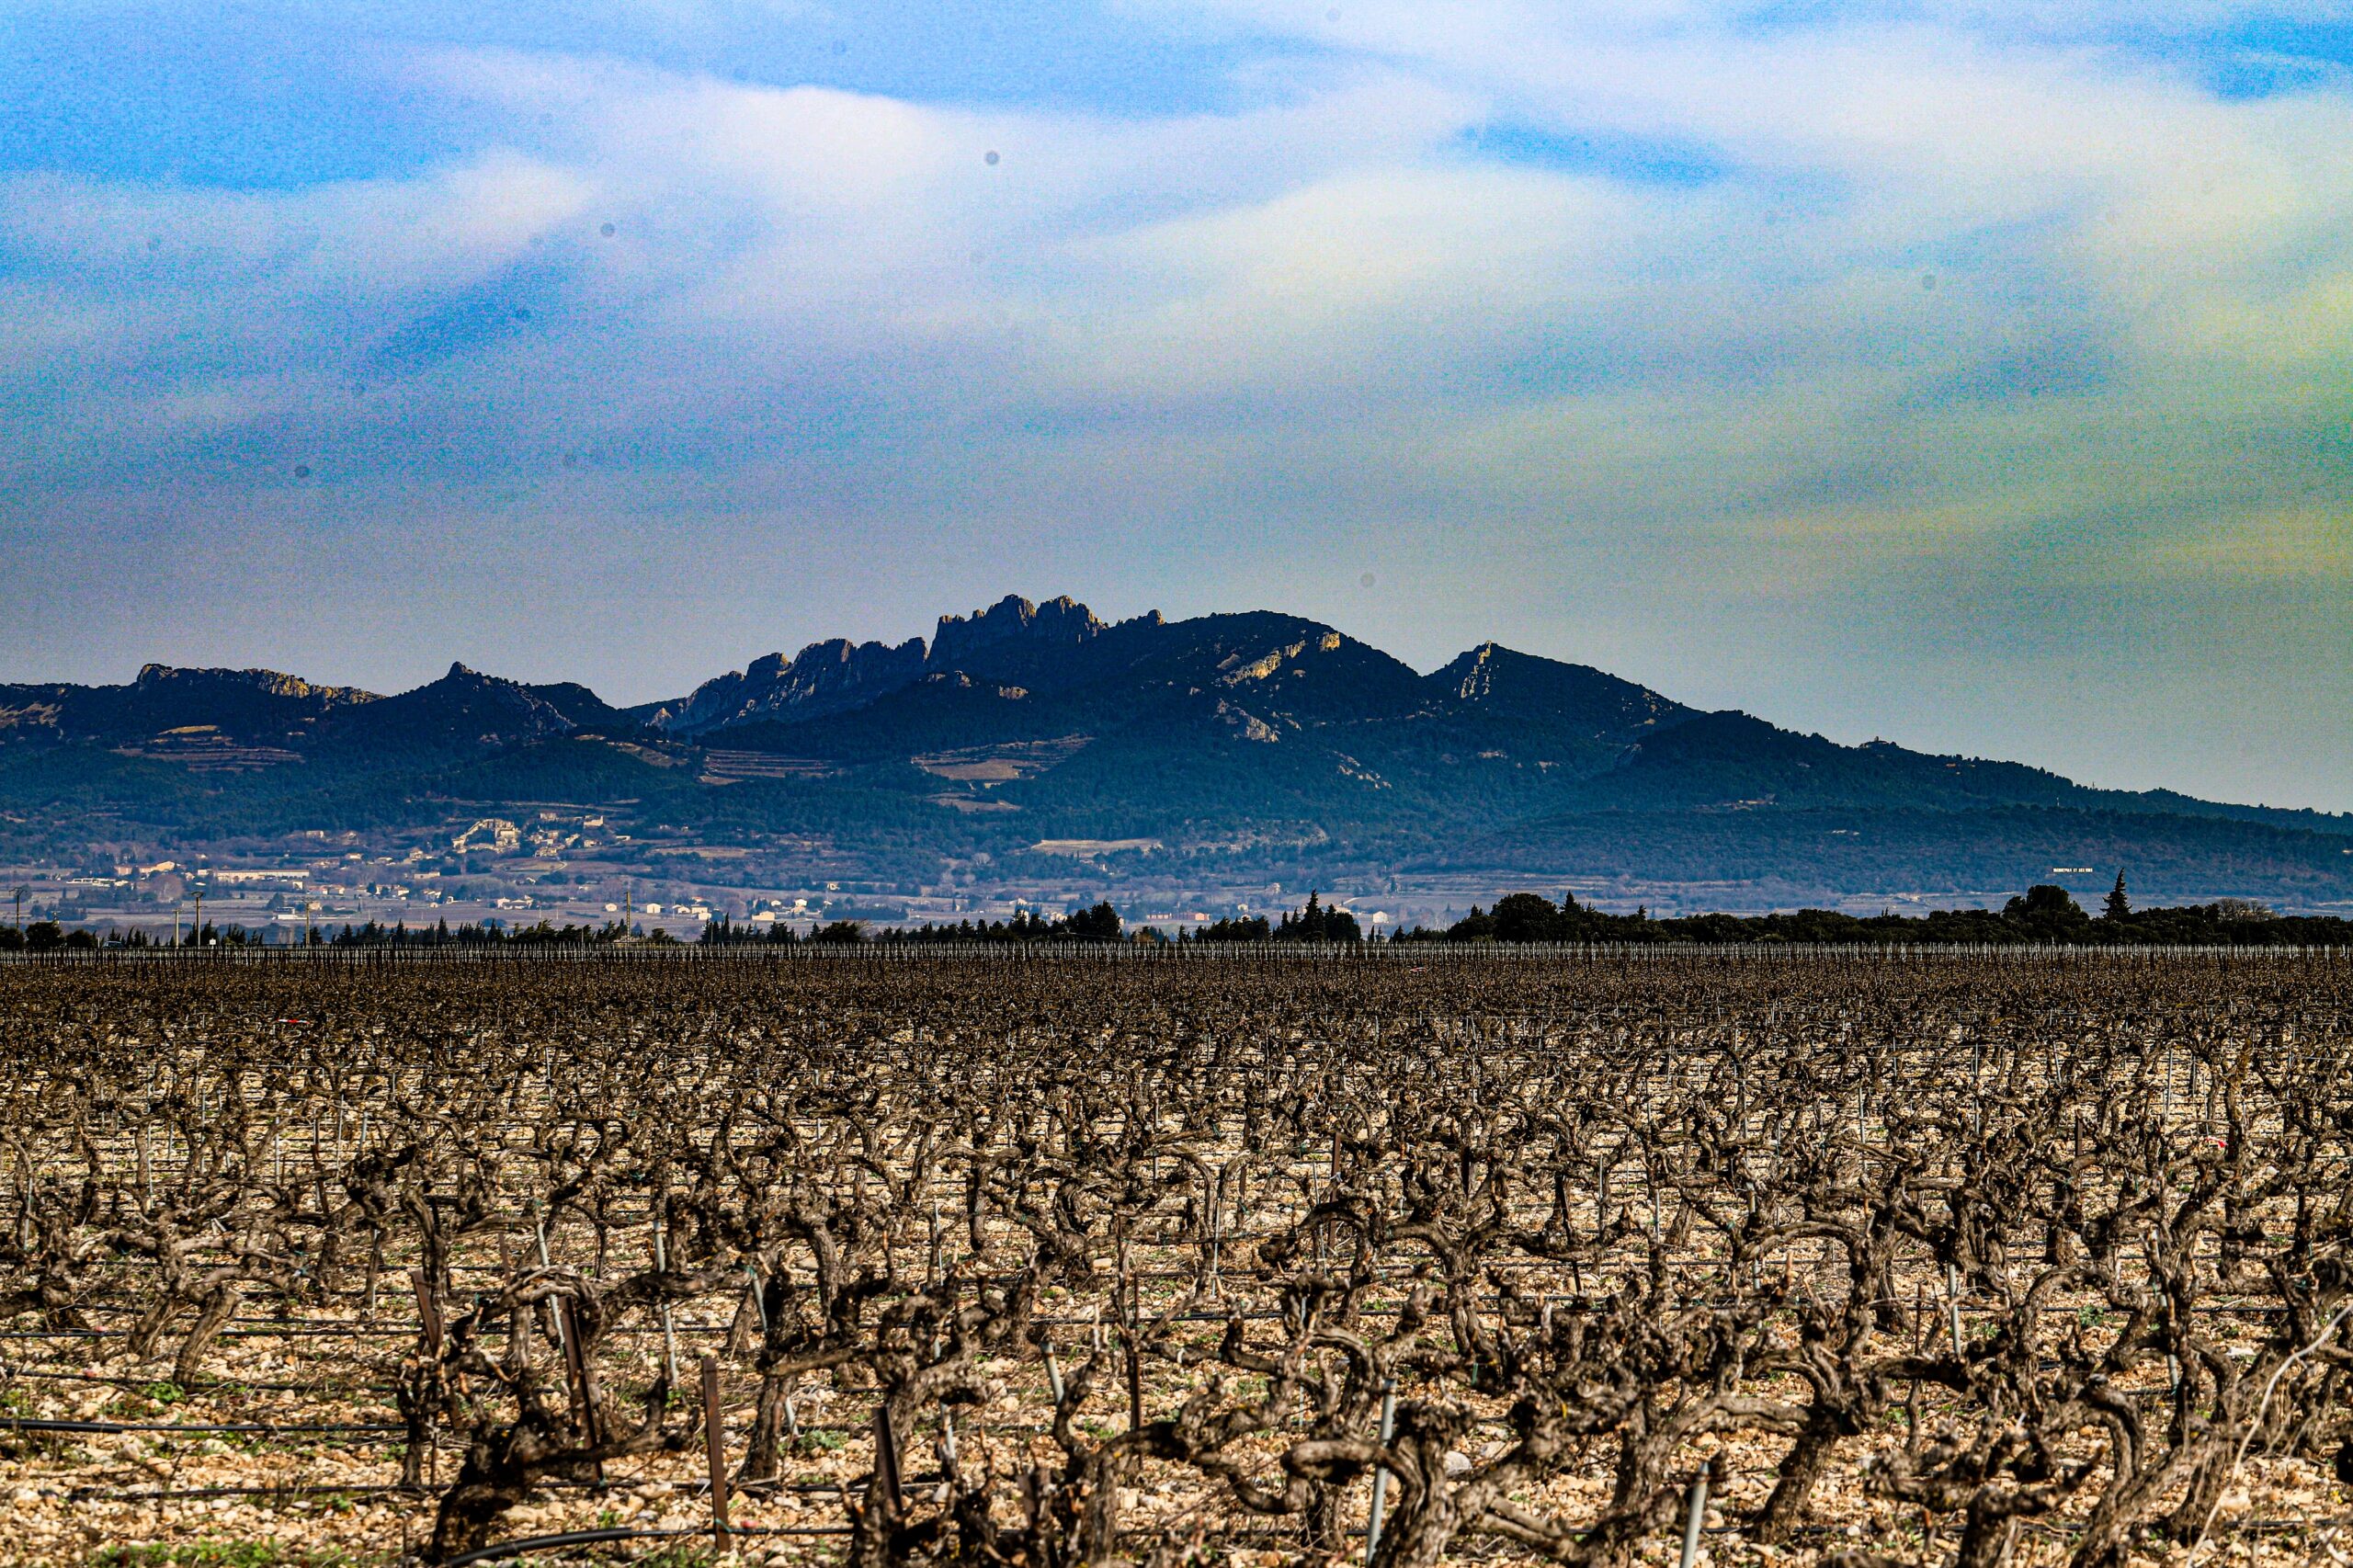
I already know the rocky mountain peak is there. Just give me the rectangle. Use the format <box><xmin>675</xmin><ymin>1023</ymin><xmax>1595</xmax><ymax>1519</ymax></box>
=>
<box><xmin>660</xmin><ymin>596</ymin><xmax>1114</xmax><ymax>736</ymax></box>
<box><xmin>1427</xmin><ymin>643</ymin><xmax>1686</xmax><ymax>732</ymax></box>
<box><xmin>1440</xmin><ymin>642</ymin><xmax>1506</xmax><ymax>701</ymax></box>
<box><xmin>929</xmin><ymin>595</ymin><xmax>1108</xmax><ymax>671</ymax></box>
<box><xmin>132</xmin><ymin>664</ymin><xmax>378</xmax><ymax>706</ymax></box>
<box><xmin>662</xmin><ymin>635</ymin><xmax>929</xmax><ymax>735</ymax></box>
<box><xmin>320</xmin><ymin>661</ymin><xmax>596</xmax><ymax>753</ymax></box>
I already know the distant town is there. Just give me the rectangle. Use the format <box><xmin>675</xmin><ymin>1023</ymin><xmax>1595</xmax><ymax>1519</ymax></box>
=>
<box><xmin>0</xmin><ymin>804</ymin><xmax>2129</xmax><ymax>946</ymax></box>
<box><xmin>1</xmin><ymin>810</ymin><xmax>1378</xmax><ymax>943</ymax></box>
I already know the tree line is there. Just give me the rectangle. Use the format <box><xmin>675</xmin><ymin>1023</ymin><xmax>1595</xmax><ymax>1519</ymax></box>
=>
<box><xmin>6</xmin><ymin>876</ymin><xmax>2347</xmax><ymax>953</ymax></box>
<box><xmin>1415</xmin><ymin>879</ymin><xmax>2353</xmax><ymax>946</ymax></box>
<box><xmin>813</xmin><ymin>880</ymin><xmax>2353</xmax><ymax>948</ymax></box>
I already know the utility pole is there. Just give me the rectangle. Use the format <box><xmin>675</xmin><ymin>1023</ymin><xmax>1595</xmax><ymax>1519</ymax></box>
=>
<box><xmin>174</xmin><ymin>901</ymin><xmax>182</xmax><ymax>949</ymax></box>
<box><xmin>192</xmin><ymin>885</ymin><xmax>203</xmax><ymax>949</ymax></box>
<box><xmin>11</xmin><ymin>887</ymin><xmax>21</xmax><ymax>936</ymax></box>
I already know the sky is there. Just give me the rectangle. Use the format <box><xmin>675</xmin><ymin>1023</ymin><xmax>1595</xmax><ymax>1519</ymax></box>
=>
<box><xmin>1</xmin><ymin>1</ymin><xmax>2348</xmax><ymax>812</ymax></box>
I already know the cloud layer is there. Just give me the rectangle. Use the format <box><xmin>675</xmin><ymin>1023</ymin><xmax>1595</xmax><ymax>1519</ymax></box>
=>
<box><xmin>2</xmin><ymin>0</ymin><xmax>2347</xmax><ymax>808</ymax></box>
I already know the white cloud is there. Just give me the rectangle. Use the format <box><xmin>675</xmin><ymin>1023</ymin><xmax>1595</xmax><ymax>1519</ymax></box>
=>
<box><xmin>1</xmin><ymin>3</ymin><xmax>2348</xmax><ymax>803</ymax></box>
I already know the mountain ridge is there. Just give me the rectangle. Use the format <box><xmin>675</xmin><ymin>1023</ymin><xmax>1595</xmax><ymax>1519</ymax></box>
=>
<box><xmin>2</xmin><ymin>596</ymin><xmax>2347</xmax><ymax>909</ymax></box>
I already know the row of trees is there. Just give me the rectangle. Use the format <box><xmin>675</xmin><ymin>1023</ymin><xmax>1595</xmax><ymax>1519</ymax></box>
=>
<box><xmin>0</xmin><ymin>920</ymin><xmax>94</xmax><ymax>951</ymax></box>
<box><xmin>1420</xmin><ymin>881</ymin><xmax>2353</xmax><ymax>946</ymax></box>
<box><xmin>9</xmin><ymin>880</ymin><xmax>2347</xmax><ymax>954</ymax></box>
<box><xmin>1188</xmin><ymin>891</ymin><xmax>1366</xmax><ymax>944</ymax></box>
<box><xmin>836</xmin><ymin>893</ymin><xmax>1366</xmax><ymax>946</ymax></box>
<box><xmin>0</xmin><ymin>916</ymin><xmax>662</xmax><ymax>951</ymax></box>
<box><xmin>705</xmin><ymin>902</ymin><xmax>1133</xmax><ymax>948</ymax></box>
<box><xmin>800</xmin><ymin>881</ymin><xmax>2353</xmax><ymax>948</ymax></box>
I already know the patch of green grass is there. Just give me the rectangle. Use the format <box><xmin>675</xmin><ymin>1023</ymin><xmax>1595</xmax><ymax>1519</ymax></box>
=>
<box><xmin>90</xmin><ymin>1541</ymin><xmax>372</xmax><ymax>1568</ymax></box>
<box><xmin>632</xmin><ymin>1549</ymin><xmax>719</xmax><ymax>1568</ymax></box>
<box><xmin>795</xmin><ymin>1428</ymin><xmax>847</xmax><ymax>1452</ymax></box>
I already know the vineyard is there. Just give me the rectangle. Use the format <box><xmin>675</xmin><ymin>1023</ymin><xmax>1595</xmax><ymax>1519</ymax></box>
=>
<box><xmin>2</xmin><ymin>949</ymin><xmax>2350</xmax><ymax>1568</ymax></box>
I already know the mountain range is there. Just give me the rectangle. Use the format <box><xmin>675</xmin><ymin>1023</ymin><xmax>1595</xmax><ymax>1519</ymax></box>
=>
<box><xmin>4</xmin><ymin>594</ymin><xmax>2348</xmax><ymax>911</ymax></box>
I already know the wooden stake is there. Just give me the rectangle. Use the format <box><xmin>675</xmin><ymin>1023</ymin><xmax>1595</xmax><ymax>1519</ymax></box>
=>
<box><xmin>701</xmin><ymin>1354</ymin><xmax>730</xmax><ymax>1543</ymax></box>
<box><xmin>1126</xmin><ymin>1326</ymin><xmax>1143</xmax><ymax>1434</ymax></box>
<box><xmin>558</xmin><ymin>1294</ymin><xmax>604</xmax><ymax>1482</ymax></box>
<box><xmin>873</xmin><ymin>1403</ymin><xmax>904</xmax><ymax>1516</ymax></box>
<box><xmin>411</xmin><ymin>1269</ymin><xmax>442</xmax><ymax>1357</ymax></box>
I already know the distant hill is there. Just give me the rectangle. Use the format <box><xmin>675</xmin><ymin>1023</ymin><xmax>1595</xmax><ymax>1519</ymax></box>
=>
<box><xmin>302</xmin><ymin>664</ymin><xmax>637</xmax><ymax>760</ymax></box>
<box><xmin>2</xmin><ymin>597</ymin><xmax>2347</xmax><ymax>908</ymax></box>
<box><xmin>0</xmin><ymin>664</ymin><xmax>376</xmax><ymax>747</ymax></box>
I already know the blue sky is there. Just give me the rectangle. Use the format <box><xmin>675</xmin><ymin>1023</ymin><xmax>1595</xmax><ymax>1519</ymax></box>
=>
<box><xmin>1</xmin><ymin>0</ymin><xmax>2348</xmax><ymax>810</ymax></box>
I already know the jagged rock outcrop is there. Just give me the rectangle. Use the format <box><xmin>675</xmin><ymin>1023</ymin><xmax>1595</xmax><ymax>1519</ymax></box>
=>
<box><xmin>657</xmin><ymin>596</ymin><xmax>1130</xmax><ymax>736</ymax></box>
<box><xmin>131</xmin><ymin>664</ymin><xmax>376</xmax><ymax>708</ymax></box>
<box><xmin>661</xmin><ymin>637</ymin><xmax>931</xmax><ymax>736</ymax></box>
<box><xmin>784</xmin><ymin>638</ymin><xmax>932</xmax><ymax>718</ymax></box>
<box><xmin>929</xmin><ymin>595</ymin><xmax>1107</xmax><ymax>669</ymax></box>
<box><xmin>1213</xmin><ymin>699</ymin><xmax>1283</xmax><ymax>743</ymax></box>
